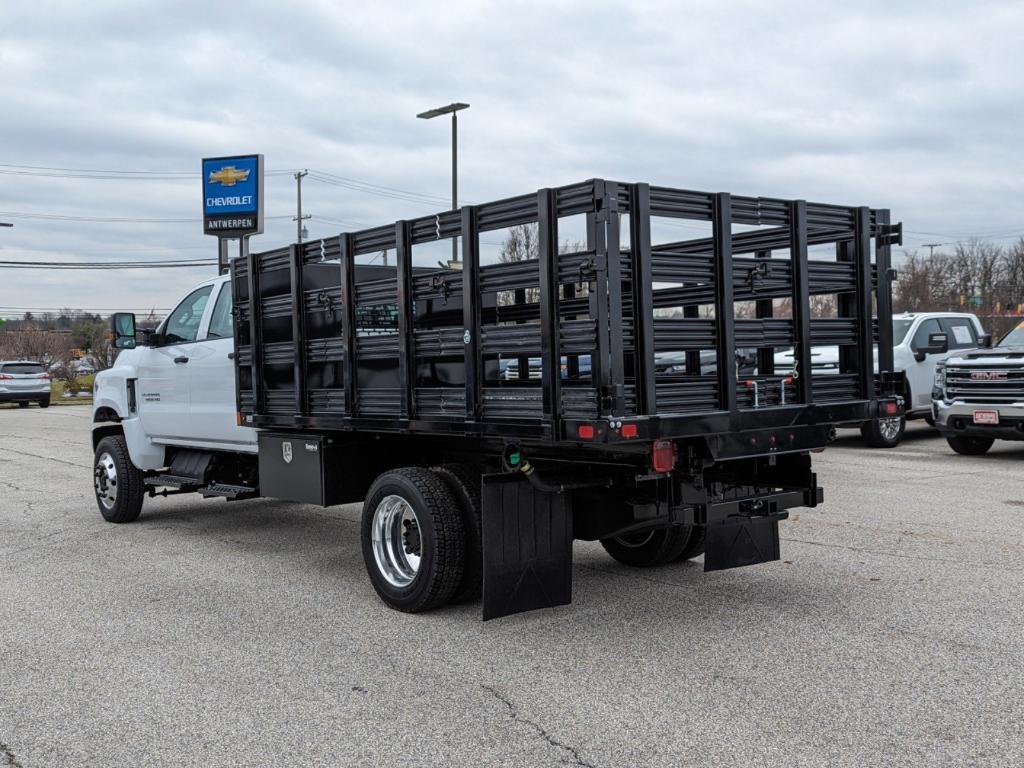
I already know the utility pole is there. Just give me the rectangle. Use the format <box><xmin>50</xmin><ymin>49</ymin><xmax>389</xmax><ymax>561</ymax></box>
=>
<box><xmin>922</xmin><ymin>242</ymin><xmax>946</xmax><ymax>258</ymax></box>
<box><xmin>294</xmin><ymin>169</ymin><xmax>311</xmax><ymax>243</ymax></box>
<box><xmin>417</xmin><ymin>102</ymin><xmax>470</xmax><ymax>266</ymax></box>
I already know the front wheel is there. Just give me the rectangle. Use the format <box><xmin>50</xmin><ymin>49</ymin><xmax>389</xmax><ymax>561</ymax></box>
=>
<box><xmin>860</xmin><ymin>416</ymin><xmax>905</xmax><ymax>448</ymax></box>
<box><xmin>18</xmin><ymin>401</ymin><xmax>29</xmax><ymax>408</ymax></box>
<box><xmin>946</xmin><ymin>435</ymin><xmax>994</xmax><ymax>455</ymax></box>
<box><xmin>39</xmin><ymin>397</ymin><xmax>50</xmax><ymax>408</ymax></box>
<box><xmin>93</xmin><ymin>435</ymin><xmax>145</xmax><ymax>523</ymax></box>
<box><xmin>361</xmin><ymin>468</ymin><xmax>466</xmax><ymax>613</ymax></box>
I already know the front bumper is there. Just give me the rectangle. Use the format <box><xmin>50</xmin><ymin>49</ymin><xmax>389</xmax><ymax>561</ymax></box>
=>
<box><xmin>933</xmin><ymin>399</ymin><xmax>1024</xmax><ymax>440</ymax></box>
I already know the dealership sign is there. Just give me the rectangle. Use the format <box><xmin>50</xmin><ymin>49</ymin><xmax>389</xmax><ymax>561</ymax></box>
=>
<box><xmin>202</xmin><ymin>154</ymin><xmax>263</xmax><ymax>236</ymax></box>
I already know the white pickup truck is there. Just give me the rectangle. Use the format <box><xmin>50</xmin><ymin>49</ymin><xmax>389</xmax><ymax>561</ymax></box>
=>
<box><xmin>774</xmin><ymin>311</ymin><xmax>985</xmax><ymax>447</ymax></box>
<box><xmin>92</xmin><ymin>274</ymin><xmax>256</xmax><ymax>522</ymax></box>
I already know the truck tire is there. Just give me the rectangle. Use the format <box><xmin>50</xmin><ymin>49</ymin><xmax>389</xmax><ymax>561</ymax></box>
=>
<box><xmin>601</xmin><ymin>525</ymin><xmax>692</xmax><ymax>567</ymax></box>
<box><xmin>431</xmin><ymin>464</ymin><xmax>483</xmax><ymax>603</ymax></box>
<box><xmin>39</xmin><ymin>397</ymin><xmax>50</xmax><ymax>408</ymax></box>
<box><xmin>672</xmin><ymin>525</ymin><xmax>707</xmax><ymax>562</ymax></box>
<box><xmin>93</xmin><ymin>435</ymin><xmax>145</xmax><ymax>523</ymax></box>
<box><xmin>361</xmin><ymin>467</ymin><xmax>466</xmax><ymax>613</ymax></box>
<box><xmin>946</xmin><ymin>435</ymin><xmax>994</xmax><ymax>455</ymax></box>
<box><xmin>860</xmin><ymin>416</ymin><xmax>905</xmax><ymax>448</ymax></box>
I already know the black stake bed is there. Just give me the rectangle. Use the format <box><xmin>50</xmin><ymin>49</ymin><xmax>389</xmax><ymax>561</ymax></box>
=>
<box><xmin>231</xmin><ymin>178</ymin><xmax>899</xmax><ymax>450</ymax></box>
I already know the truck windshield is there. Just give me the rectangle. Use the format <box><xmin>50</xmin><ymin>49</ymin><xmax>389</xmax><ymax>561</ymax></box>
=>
<box><xmin>999</xmin><ymin>323</ymin><xmax>1024</xmax><ymax>346</ymax></box>
<box><xmin>893</xmin><ymin>319</ymin><xmax>914</xmax><ymax>345</ymax></box>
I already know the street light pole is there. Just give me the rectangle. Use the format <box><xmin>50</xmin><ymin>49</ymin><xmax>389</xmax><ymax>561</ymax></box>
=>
<box><xmin>294</xmin><ymin>169</ymin><xmax>310</xmax><ymax>243</ymax></box>
<box><xmin>417</xmin><ymin>102</ymin><xmax>469</xmax><ymax>265</ymax></box>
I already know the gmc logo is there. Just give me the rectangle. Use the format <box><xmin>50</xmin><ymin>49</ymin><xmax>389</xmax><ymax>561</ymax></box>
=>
<box><xmin>971</xmin><ymin>371</ymin><xmax>1008</xmax><ymax>381</ymax></box>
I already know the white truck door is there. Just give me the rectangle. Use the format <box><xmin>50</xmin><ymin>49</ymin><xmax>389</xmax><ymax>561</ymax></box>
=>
<box><xmin>136</xmin><ymin>284</ymin><xmax>214</xmax><ymax>442</ymax></box>
<box><xmin>906</xmin><ymin>317</ymin><xmax>944</xmax><ymax>409</ymax></box>
<box><xmin>187</xmin><ymin>281</ymin><xmax>256</xmax><ymax>447</ymax></box>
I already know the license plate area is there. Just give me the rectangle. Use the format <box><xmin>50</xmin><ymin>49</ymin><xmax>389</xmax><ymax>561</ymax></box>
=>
<box><xmin>973</xmin><ymin>410</ymin><xmax>999</xmax><ymax>425</ymax></box>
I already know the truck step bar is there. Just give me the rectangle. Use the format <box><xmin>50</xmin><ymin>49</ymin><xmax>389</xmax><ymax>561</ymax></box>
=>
<box><xmin>145</xmin><ymin>474</ymin><xmax>203</xmax><ymax>492</ymax></box>
<box><xmin>199</xmin><ymin>483</ymin><xmax>259</xmax><ymax>501</ymax></box>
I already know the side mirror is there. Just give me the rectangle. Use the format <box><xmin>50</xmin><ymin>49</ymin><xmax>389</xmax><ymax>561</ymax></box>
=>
<box><xmin>110</xmin><ymin>312</ymin><xmax>137</xmax><ymax>349</ymax></box>
<box><xmin>921</xmin><ymin>332</ymin><xmax>949</xmax><ymax>355</ymax></box>
<box><xmin>979</xmin><ymin>334</ymin><xmax>994</xmax><ymax>349</ymax></box>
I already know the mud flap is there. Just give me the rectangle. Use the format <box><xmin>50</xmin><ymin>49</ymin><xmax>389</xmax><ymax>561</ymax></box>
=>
<box><xmin>703</xmin><ymin>512</ymin><xmax>786</xmax><ymax>572</ymax></box>
<box><xmin>481</xmin><ymin>474</ymin><xmax>572</xmax><ymax>620</ymax></box>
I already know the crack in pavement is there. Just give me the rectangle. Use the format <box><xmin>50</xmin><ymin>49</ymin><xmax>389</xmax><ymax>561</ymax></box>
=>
<box><xmin>0</xmin><ymin>739</ymin><xmax>24</xmax><ymax>768</ymax></box>
<box><xmin>482</xmin><ymin>684</ymin><xmax>596</xmax><ymax>768</ymax></box>
<box><xmin>0</xmin><ymin>445</ymin><xmax>90</xmax><ymax>469</ymax></box>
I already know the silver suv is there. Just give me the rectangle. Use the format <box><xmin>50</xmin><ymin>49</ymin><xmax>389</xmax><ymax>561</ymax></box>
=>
<box><xmin>0</xmin><ymin>361</ymin><xmax>52</xmax><ymax>408</ymax></box>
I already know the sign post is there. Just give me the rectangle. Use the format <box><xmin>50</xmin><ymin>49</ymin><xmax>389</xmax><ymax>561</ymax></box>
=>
<box><xmin>202</xmin><ymin>154</ymin><xmax>264</xmax><ymax>273</ymax></box>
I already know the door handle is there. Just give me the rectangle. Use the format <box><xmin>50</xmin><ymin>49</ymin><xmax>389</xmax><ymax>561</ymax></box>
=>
<box><xmin>174</xmin><ymin>356</ymin><xmax>189</xmax><ymax>364</ymax></box>
<box><xmin>227</xmin><ymin>352</ymin><xmax>235</xmax><ymax>360</ymax></box>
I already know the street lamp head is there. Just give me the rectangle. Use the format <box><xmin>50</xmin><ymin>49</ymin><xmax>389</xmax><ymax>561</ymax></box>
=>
<box><xmin>417</xmin><ymin>102</ymin><xmax>470</xmax><ymax>120</ymax></box>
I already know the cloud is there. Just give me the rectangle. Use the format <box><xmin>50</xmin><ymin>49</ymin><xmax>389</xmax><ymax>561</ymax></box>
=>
<box><xmin>2</xmin><ymin>0</ymin><xmax>1023</xmax><ymax>315</ymax></box>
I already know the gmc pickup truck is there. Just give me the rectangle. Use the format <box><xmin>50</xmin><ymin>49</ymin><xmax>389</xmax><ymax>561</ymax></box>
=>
<box><xmin>91</xmin><ymin>177</ymin><xmax>903</xmax><ymax>619</ymax></box>
<box><xmin>933</xmin><ymin>321</ymin><xmax>1024</xmax><ymax>454</ymax></box>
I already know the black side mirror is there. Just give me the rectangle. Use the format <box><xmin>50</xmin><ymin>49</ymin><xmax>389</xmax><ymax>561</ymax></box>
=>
<box><xmin>979</xmin><ymin>334</ymin><xmax>994</xmax><ymax>349</ymax></box>
<box><xmin>110</xmin><ymin>313</ymin><xmax>137</xmax><ymax>349</ymax></box>
<box><xmin>921</xmin><ymin>332</ymin><xmax>949</xmax><ymax>355</ymax></box>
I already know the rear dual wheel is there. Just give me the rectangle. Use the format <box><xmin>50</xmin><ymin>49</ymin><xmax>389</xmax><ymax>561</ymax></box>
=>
<box><xmin>360</xmin><ymin>467</ymin><xmax>473</xmax><ymax>613</ymax></box>
<box><xmin>601</xmin><ymin>524</ymin><xmax>706</xmax><ymax>567</ymax></box>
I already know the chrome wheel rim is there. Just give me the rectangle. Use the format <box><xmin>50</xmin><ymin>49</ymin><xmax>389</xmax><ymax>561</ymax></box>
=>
<box><xmin>94</xmin><ymin>451</ymin><xmax>118</xmax><ymax>510</ymax></box>
<box><xmin>371</xmin><ymin>495</ymin><xmax>421</xmax><ymax>588</ymax></box>
<box><xmin>879</xmin><ymin>417</ymin><xmax>903</xmax><ymax>442</ymax></box>
<box><xmin>614</xmin><ymin>530</ymin><xmax>655</xmax><ymax>548</ymax></box>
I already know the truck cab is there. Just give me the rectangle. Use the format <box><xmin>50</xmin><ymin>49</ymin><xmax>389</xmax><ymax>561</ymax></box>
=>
<box><xmin>92</xmin><ymin>274</ymin><xmax>254</xmax><ymax>474</ymax></box>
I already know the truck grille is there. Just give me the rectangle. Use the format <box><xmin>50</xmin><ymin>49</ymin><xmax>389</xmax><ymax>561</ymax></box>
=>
<box><xmin>945</xmin><ymin>367</ymin><xmax>1024</xmax><ymax>403</ymax></box>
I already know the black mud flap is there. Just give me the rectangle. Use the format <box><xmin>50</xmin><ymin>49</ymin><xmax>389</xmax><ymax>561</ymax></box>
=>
<box><xmin>481</xmin><ymin>474</ymin><xmax>572</xmax><ymax>621</ymax></box>
<box><xmin>703</xmin><ymin>512</ymin><xmax>787</xmax><ymax>572</ymax></box>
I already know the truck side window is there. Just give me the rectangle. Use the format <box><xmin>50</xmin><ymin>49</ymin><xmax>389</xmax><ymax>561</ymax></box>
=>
<box><xmin>910</xmin><ymin>318</ymin><xmax>941</xmax><ymax>352</ymax></box>
<box><xmin>940</xmin><ymin>318</ymin><xmax>977</xmax><ymax>349</ymax></box>
<box><xmin>163</xmin><ymin>286</ymin><xmax>213</xmax><ymax>344</ymax></box>
<box><xmin>206</xmin><ymin>285</ymin><xmax>233</xmax><ymax>340</ymax></box>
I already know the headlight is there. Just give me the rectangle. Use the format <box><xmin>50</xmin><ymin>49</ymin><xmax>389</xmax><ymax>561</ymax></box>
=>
<box><xmin>934</xmin><ymin>364</ymin><xmax>946</xmax><ymax>389</ymax></box>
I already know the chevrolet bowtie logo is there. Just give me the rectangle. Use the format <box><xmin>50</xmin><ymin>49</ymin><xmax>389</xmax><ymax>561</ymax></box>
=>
<box><xmin>208</xmin><ymin>166</ymin><xmax>250</xmax><ymax>186</ymax></box>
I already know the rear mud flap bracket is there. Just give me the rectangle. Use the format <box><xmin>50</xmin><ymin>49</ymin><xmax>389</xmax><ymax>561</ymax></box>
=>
<box><xmin>481</xmin><ymin>473</ymin><xmax>572</xmax><ymax>621</ymax></box>
<box><xmin>704</xmin><ymin>512</ymin><xmax>787</xmax><ymax>572</ymax></box>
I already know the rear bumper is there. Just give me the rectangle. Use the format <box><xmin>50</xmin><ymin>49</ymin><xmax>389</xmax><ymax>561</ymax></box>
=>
<box><xmin>933</xmin><ymin>400</ymin><xmax>1024</xmax><ymax>440</ymax></box>
<box><xmin>0</xmin><ymin>390</ymin><xmax>50</xmax><ymax>402</ymax></box>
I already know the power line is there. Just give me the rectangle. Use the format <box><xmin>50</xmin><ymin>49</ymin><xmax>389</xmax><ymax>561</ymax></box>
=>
<box><xmin>0</xmin><ymin>210</ymin><xmax>293</xmax><ymax>224</ymax></box>
<box><xmin>0</xmin><ymin>260</ymin><xmax>216</xmax><ymax>270</ymax></box>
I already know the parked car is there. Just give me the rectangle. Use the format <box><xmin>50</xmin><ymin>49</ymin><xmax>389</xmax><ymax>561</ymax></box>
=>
<box><xmin>774</xmin><ymin>312</ymin><xmax>985</xmax><ymax>447</ymax></box>
<box><xmin>0</xmin><ymin>361</ymin><xmax>51</xmax><ymax>408</ymax></box>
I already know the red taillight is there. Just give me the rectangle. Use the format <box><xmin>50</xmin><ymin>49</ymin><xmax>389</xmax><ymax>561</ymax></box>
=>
<box><xmin>0</xmin><ymin>374</ymin><xmax>11</xmax><ymax>380</ymax></box>
<box><xmin>880</xmin><ymin>400</ymin><xmax>899</xmax><ymax>416</ymax></box>
<box><xmin>40</xmin><ymin>374</ymin><xmax>50</xmax><ymax>381</ymax></box>
<box><xmin>620</xmin><ymin>423</ymin><xmax>638</xmax><ymax>438</ymax></box>
<box><xmin>652</xmin><ymin>440</ymin><xmax>676</xmax><ymax>473</ymax></box>
<box><xmin>577</xmin><ymin>424</ymin><xmax>595</xmax><ymax>440</ymax></box>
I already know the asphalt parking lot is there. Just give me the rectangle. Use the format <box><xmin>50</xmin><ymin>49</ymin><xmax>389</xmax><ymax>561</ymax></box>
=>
<box><xmin>1</xmin><ymin>406</ymin><xmax>1022</xmax><ymax>767</ymax></box>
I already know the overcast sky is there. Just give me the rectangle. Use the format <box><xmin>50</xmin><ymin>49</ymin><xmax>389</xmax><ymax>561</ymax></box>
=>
<box><xmin>2</xmin><ymin>0</ymin><xmax>1023</xmax><ymax>318</ymax></box>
